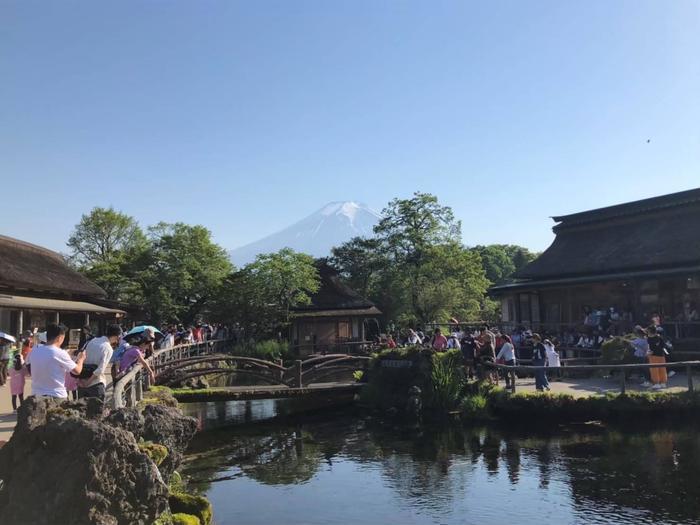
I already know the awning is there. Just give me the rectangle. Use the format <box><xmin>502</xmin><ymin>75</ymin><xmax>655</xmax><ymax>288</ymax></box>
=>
<box><xmin>0</xmin><ymin>294</ymin><xmax>126</xmax><ymax>315</ymax></box>
<box><xmin>291</xmin><ymin>307</ymin><xmax>382</xmax><ymax>319</ymax></box>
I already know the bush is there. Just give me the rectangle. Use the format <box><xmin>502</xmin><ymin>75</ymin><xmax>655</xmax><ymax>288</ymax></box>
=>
<box><xmin>429</xmin><ymin>351</ymin><xmax>465</xmax><ymax>413</ymax></box>
<box><xmin>459</xmin><ymin>394</ymin><xmax>489</xmax><ymax>419</ymax></box>
<box><xmin>230</xmin><ymin>340</ymin><xmax>290</xmax><ymax>361</ymax></box>
<box><xmin>600</xmin><ymin>335</ymin><xmax>635</xmax><ymax>364</ymax></box>
<box><xmin>169</xmin><ymin>493</ymin><xmax>213</xmax><ymax>525</ymax></box>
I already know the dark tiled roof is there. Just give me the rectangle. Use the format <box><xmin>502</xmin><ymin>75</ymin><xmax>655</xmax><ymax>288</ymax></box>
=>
<box><xmin>0</xmin><ymin>235</ymin><xmax>106</xmax><ymax>298</ymax></box>
<box><xmin>552</xmin><ymin>187</ymin><xmax>700</xmax><ymax>232</ymax></box>
<box><xmin>516</xmin><ymin>188</ymin><xmax>700</xmax><ymax>280</ymax></box>
<box><xmin>293</xmin><ymin>261</ymin><xmax>378</xmax><ymax>312</ymax></box>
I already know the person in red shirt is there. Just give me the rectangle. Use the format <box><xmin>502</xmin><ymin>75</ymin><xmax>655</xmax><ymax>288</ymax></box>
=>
<box><xmin>431</xmin><ymin>328</ymin><xmax>448</xmax><ymax>351</ymax></box>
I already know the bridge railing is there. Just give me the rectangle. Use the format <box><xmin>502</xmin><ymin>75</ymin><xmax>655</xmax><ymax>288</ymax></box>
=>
<box><xmin>111</xmin><ymin>339</ymin><xmax>232</xmax><ymax>409</ymax></box>
<box><xmin>484</xmin><ymin>360</ymin><xmax>700</xmax><ymax>394</ymax></box>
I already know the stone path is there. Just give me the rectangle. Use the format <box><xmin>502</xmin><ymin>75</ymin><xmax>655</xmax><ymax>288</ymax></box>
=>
<box><xmin>512</xmin><ymin>371</ymin><xmax>699</xmax><ymax>397</ymax></box>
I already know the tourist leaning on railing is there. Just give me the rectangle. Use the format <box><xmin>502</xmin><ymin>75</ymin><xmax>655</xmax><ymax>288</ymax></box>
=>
<box><xmin>117</xmin><ymin>333</ymin><xmax>156</xmax><ymax>384</ymax></box>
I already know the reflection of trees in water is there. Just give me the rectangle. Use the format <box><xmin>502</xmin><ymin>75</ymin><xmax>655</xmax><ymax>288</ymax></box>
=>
<box><xmin>562</xmin><ymin>429</ymin><xmax>700</xmax><ymax>523</ymax></box>
<box><xmin>183</xmin><ymin>416</ymin><xmax>700</xmax><ymax>523</ymax></box>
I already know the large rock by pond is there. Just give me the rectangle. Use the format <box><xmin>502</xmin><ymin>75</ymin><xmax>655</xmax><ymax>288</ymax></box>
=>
<box><xmin>0</xmin><ymin>395</ymin><xmax>198</xmax><ymax>525</ymax></box>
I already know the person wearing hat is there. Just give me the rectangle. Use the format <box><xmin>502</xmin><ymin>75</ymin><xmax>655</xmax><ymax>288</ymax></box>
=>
<box><xmin>118</xmin><ymin>333</ymin><xmax>156</xmax><ymax>384</ymax></box>
<box><xmin>77</xmin><ymin>324</ymin><xmax>123</xmax><ymax>401</ymax></box>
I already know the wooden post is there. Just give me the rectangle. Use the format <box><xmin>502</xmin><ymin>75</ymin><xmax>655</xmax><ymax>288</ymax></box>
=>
<box><xmin>295</xmin><ymin>360</ymin><xmax>303</xmax><ymax>388</ymax></box>
<box><xmin>687</xmin><ymin>365</ymin><xmax>694</xmax><ymax>392</ymax></box>
<box><xmin>127</xmin><ymin>383</ymin><xmax>137</xmax><ymax>407</ymax></box>
<box><xmin>619</xmin><ymin>370</ymin><xmax>626</xmax><ymax>395</ymax></box>
<box><xmin>134</xmin><ymin>374</ymin><xmax>143</xmax><ymax>402</ymax></box>
<box><xmin>18</xmin><ymin>310</ymin><xmax>23</xmax><ymax>336</ymax></box>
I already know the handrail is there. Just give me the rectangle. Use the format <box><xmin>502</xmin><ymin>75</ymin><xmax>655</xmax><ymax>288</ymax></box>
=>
<box><xmin>111</xmin><ymin>339</ymin><xmax>231</xmax><ymax>409</ymax></box>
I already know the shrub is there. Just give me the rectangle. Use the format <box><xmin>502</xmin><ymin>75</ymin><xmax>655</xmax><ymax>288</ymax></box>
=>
<box><xmin>230</xmin><ymin>340</ymin><xmax>290</xmax><ymax>361</ymax></box>
<box><xmin>459</xmin><ymin>394</ymin><xmax>489</xmax><ymax>419</ymax></box>
<box><xmin>429</xmin><ymin>351</ymin><xmax>465</xmax><ymax>412</ymax></box>
<box><xmin>600</xmin><ymin>335</ymin><xmax>635</xmax><ymax>364</ymax></box>
<box><xmin>169</xmin><ymin>493</ymin><xmax>213</xmax><ymax>525</ymax></box>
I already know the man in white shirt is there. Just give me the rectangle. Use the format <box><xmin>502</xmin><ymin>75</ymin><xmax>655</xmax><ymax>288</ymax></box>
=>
<box><xmin>77</xmin><ymin>324</ymin><xmax>122</xmax><ymax>401</ymax></box>
<box><xmin>27</xmin><ymin>323</ymin><xmax>86</xmax><ymax>398</ymax></box>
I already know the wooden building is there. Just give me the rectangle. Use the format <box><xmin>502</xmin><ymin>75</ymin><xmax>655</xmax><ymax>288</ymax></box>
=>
<box><xmin>0</xmin><ymin>235</ymin><xmax>125</xmax><ymax>339</ymax></box>
<box><xmin>491</xmin><ymin>188</ymin><xmax>700</xmax><ymax>342</ymax></box>
<box><xmin>291</xmin><ymin>262</ymin><xmax>381</xmax><ymax>355</ymax></box>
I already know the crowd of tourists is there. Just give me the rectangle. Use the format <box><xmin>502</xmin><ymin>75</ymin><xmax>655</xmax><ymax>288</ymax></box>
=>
<box><xmin>378</xmin><ymin>311</ymin><xmax>677</xmax><ymax>391</ymax></box>
<box><xmin>0</xmin><ymin>320</ymin><xmax>229</xmax><ymax>411</ymax></box>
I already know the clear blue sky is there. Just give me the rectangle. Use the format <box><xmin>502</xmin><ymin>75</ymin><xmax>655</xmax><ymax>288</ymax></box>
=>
<box><xmin>2</xmin><ymin>1</ymin><xmax>699</xmax><ymax>254</ymax></box>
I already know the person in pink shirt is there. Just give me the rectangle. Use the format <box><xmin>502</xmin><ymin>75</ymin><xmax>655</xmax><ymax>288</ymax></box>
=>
<box><xmin>64</xmin><ymin>349</ymin><xmax>80</xmax><ymax>400</ymax></box>
<box><xmin>9</xmin><ymin>353</ymin><xmax>29</xmax><ymax>410</ymax></box>
<box><xmin>431</xmin><ymin>328</ymin><xmax>448</xmax><ymax>351</ymax></box>
<box><xmin>118</xmin><ymin>334</ymin><xmax>156</xmax><ymax>384</ymax></box>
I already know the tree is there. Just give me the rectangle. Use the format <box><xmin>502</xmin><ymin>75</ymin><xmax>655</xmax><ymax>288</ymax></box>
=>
<box><xmin>136</xmin><ymin>223</ymin><xmax>233</xmax><ymax>324</ymax></box>
<box><xmin>329</xmin><ymin>237</ymin><xmax>383</xmax><ymax>299</ymax></box>
<box><xmin>66</xmin><ymin>207</ymin><xmax>147</xmax><ymax>299</ymax></box>
<box><xmin>469</xmin><ymin>244</ymin><xmax>539</xmax><ymax>285</ymax></box>
<box><xmin>212</xmin><ymin>248</ymin><xmax>320</xmax><ymax>338</ymax></box>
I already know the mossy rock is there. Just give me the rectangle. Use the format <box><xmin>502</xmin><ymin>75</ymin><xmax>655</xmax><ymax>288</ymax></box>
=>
<box><xmin>169</xmin><ymin>493</ymin><xmax>212</xmax><ymax>525</ymax></box>
<box><xmin>139</xmin><ymin>386</ymin><xmax>179</xmax><ymax>409</ymax></box>
<box><xmin>139</xmin><ymin>441</ymin><xmax>169</xmax><ymax>466</ymax></box>
<box><xmin>172</xmin><ymin>513</ymin><xmax>201</xmax><ymax>525</ymax></box>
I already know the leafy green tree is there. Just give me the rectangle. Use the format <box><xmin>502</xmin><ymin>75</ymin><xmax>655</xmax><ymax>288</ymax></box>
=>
<box><xmin>329</xmin><ymin>236</ymin><xmax>383</xmax><ymax>298</ymax></box>
<box><xmin>137</xmin><ymin>223</ymin><xmax>233</xmax><ymax>324</ymax></box>
<box><xmin>469</xmin><ymin>244</ymin><xmax>539</xmax><ymax>285</ymax></box>
<box><xmin>66</xmin><ymin>207</ymin><xmax>147</xmax><ymax>299</ymax></box>
<box><xmin>212</xmin><ymin>248</ymin><xmax>320</xmax><ymax>338</ymax></box>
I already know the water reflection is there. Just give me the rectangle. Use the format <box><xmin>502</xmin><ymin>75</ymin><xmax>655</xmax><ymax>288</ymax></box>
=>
<box><xmin>182</xmin><ymin>415</ymin><xmax>700</xmax><ymax>525</ymax></box>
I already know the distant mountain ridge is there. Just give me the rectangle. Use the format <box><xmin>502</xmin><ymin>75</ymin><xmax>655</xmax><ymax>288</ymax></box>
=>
<box><xmin>229</xmin><ymin>201</ymin><xmax>382</xmax><ymax>265</ymax></box>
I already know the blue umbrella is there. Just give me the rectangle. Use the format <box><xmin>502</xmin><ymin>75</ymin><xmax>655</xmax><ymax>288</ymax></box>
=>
<box><xmin>124</xmin><ymin>325</ymin><xmax>164</xmax><ymax>342</ymax></box>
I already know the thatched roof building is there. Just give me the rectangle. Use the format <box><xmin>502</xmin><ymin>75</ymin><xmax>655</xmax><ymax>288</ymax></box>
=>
<box><xmin>291</xmin><ymin>262</ymin><xmax>381</xmax><ymax>354</ymax></box>
<box><xmin>492</xmin><ymin>188</ymin><xmax>700</xmax><ymax>342</ymax></box>
<box><xmin>0</xmin><ymin>235</ymin><xmax>124</xmax><ymax>339</ymax></box>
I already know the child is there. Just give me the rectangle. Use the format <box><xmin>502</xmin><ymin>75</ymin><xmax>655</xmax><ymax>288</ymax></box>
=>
<box><xmin>9</xmin><ymin>353</ymin><xmax>28</xmax><ymax>410</ymax></box>
<box><xmin>64</xmin><ymin>349</ymin><xmax>80</xmax><ymax>400</ymax></box>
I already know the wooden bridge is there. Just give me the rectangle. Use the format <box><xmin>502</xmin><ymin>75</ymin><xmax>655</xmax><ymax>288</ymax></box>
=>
<box><xmin>111</xmin><ymin>340</ymin><xmax>370</xmax><ymax>408</ymax></box>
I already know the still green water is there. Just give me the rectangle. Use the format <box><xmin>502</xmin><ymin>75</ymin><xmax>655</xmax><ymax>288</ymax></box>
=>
<box><xmin>181</xmin><ymin>402</ymin><xmax>700</xmax><ymax>525</ymax></box>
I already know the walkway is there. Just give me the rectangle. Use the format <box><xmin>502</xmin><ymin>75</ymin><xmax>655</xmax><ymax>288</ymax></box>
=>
<box><xmin>0</xmin><ymin>379</ymin><xmax>28</xmax><ymax>444</ymax></box>
<box><xmin>513</xmin><ymin>371</ymin><xmax>700</xmax><ymax>397</ymax></box>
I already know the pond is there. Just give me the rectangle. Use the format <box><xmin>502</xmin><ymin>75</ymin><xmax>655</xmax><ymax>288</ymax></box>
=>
<box><xmin>181</xmin><ymin>406</ymin><xmax>700</xmax><ymax>525</ymax></box>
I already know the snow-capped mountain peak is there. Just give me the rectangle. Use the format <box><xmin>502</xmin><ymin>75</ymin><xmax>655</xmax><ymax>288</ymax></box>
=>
<box><xmin>229</xmin><ymin>201</ymin><xmax>381</xmax><ymax>265</ymax></box>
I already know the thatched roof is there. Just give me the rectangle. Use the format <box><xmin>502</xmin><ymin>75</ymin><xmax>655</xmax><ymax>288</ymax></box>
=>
<box><xmin>292</xmin><ymin>261</ymin><xmax>379</xmax><ymax>314</ymax></box>
<box><xmin>0</xmin><ymin>235</ymin><xmax>106</xmax><ymax>298</ymax></box>
<box><xmin>515</xmin><ymin>188</ymin><xmax>700</xmax><ymax>281</ymax></box>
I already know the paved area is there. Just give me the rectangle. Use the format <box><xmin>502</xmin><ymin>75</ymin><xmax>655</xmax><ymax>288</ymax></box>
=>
<box><xmin>512</xmin><ymin>371</ymin><xmax>698</xmax><ymax>397</ymax></box>
<box><xmin>0</xmin><ymin>379</ymin><xmax>27</xmax><ymax>444</ymax></box>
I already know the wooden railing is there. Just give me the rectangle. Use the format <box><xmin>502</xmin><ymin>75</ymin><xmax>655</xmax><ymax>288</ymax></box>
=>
<box><xmin>485</xmin><ymin>360</ymin><xmax>700</xmax><ymax>394</ymax></box>
<box><xmin>110</xmin><ymin>339</ymin><xmax>233</xmax><ymax>409</ymax></box>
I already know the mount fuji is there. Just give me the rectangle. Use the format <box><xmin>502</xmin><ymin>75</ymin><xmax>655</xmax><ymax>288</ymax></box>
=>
<box><xmin>229</xmin><ymin>201</ymin><xmax>382</xmax><ymax>265</ymax></box>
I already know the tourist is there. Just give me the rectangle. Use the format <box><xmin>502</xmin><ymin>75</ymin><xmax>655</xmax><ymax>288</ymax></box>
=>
<box><xmin>64</xmin><ymin>348</ymin><xmax>80</xmax><ymax>400</ymax></box>
<box><xmin>447</xmin><ymin>335</ymin><xmax>461</xmax><ymax>350</ymax></box>
<box><xmin>26</xmin><ymin>323</ymin><xmax>86</xmax><ymax>398</ymax></box>
<box><xmin>160</xmin><ymin>327</ymin><xmax>176</xmax><ymax>349</ymax></box>
<box><xmin>77</xmin><ymin>325</ymin><xmax>93</xmax><ymax>351</ymax></box>
<box><xmin>496</xmin><ymin>334</ymin><xmax>516</xmax><ymax>390</ymax></box>
<box><xmin>0</xmin><ymin>335</ymin><xmax>11</xmax><ymax>385</ymax></box>
<box><xmin>77</xmin><ymin>324</ymin><xmax>122</xmax><ymax>401</ymax></box>
<box><xmin>407</xmin><ymin>329</ymin><xmax>422</xmax><ymax>345</ymax></box>
<box><xmin>118</xmin><ymin>333</ymin><xmax>156</xmax><ymax>383</ymax></box>
<box><xmin>544</xmin><ymin>339</ymin><xmax>561</xmax><ymax>380</ymax></box>
<box><xmin>20</xmin><ymin>331</ymin><xmax>33</xmax><ymax>359</ymax></box>
<box><xmin>531</xmin><ymin>334</ymin><xmax>550</xmax><ymax>392</ymax></box>
<box><xmin>631</xmin><ymin>326</ymin><xmax>651</xmax><ymax>386</ymax></box>
<box><xmin>647</xmin><ymin>326</ymin><xmax>668</xmax><ymax>389</ymax></box>
<box><xmin>386</xmin><ymin>335</ymin><xmax>397</xmax><ymax>349</ymax></box>
<box><xmin>477</xmin><ymin>332</ymin><xmax>496</xmax><ymax>382</ymax></box>
<box><xmin>431</xmin><ymin>328</ymin><xmax>448</xmax><ymax>351</ymax></box>
<box><xmin>9</xmin><ymin>353</ymin><xmax>28</xmax><ymax>410</ymax></box>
